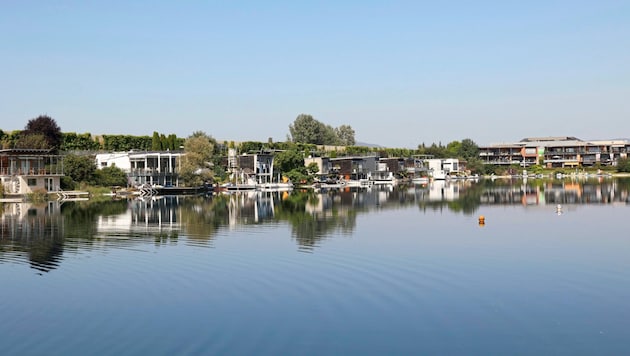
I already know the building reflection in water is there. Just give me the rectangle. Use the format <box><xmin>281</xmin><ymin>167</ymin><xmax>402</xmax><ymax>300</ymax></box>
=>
<box><xmin>0</xmin><ymin>201</ymin><xmax>64</xmax><ymax>273</ymax></box>
<box><xmin>1</xmin><ymin>178</ymin><xmax>629</xmax><ymax>270</ymax></box>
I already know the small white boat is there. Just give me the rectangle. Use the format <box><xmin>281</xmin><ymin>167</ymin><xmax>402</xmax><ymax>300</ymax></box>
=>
<box><xmin>342</xmin><ymin>179</ymin><xmax>373</xmax><ymax>188</ymax></box>
<box><xmin>256</xmin><ymin>182</ymin><xmax>294</xmax><ymax>191</ymax></box>
<box><xmin>431</xmin><ymin>169</ymin><xmax>448</xmax><ymax>180</ymax></box>
<box><xmin>412</xmin><ymin>177</ymin><xmax>429</xmax><ymax>184</ymax></box>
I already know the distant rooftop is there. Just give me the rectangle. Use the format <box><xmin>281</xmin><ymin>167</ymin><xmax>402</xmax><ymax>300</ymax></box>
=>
<box><xmin>519</xmin><ymin>136</ymin><xmax>582</xmax><ymax>143</ymax></box>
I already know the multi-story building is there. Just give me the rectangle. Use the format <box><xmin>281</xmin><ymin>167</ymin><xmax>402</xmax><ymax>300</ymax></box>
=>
<box><xmin>0</xmin><ymin>148</ymin><xmax>63</xmax><ymax>194</ymax></box>
<box><xmin>304</xmin><ymin>155</ymin><xmax>379</xmax><ymax>181</ymax></box>
<box><xmin>227</xmin><ymin>149</ymin><xmax>277</xmax><ymax>185</ymax></box>
<box><xmin>95</xmin><ymin>150</ymin><xmax>183</xmax><ymax>187</ymax></box>
<box><xmin>479</xmin><ymin>137</ymin><xmax>630</xmax><ymax>168</ymax></box>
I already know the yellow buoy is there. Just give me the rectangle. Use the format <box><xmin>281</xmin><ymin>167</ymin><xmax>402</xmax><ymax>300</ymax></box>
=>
<box><xmin>478</xmin><ymin>215</ymin><xmax>485</xmax><ymax>226</ymax></box>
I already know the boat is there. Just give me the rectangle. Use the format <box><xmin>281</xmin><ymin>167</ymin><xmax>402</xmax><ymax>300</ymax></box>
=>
<box><xmin>220</xmin><ymin>182</ymin><xmax>257</xmax><ymax>191</ymax></box>
<box><xmin>412</xmin><ymin>177</ymin><xmax>430</xmax><ymax>184</ymax></box>
<box><xmin>256</xmin><ymin>182</ymin><xmax>294</xmax><ymax>191</ymax></box>
<box><xmin>369</xmin><ymin>172</ymin><xmax>397</xmax><ymax>185</ymax></box>
<box><xmin>311</xmin><ymin>180</ymin><xmax>347</xmax><ymax>190</ymax></box>
<box><xmin>342</xmin><ymin>179</ymin><xmax>373</xmax><ymax>188</ymax></box>
<box><xmin>431</xmin><ymin>169</ymin><xmax>448</xmax><ymax>180</ymax></box>
<box><xmin>139</xmin><ymin>183</ymin><xmax>214</xmax><ymax>196</ymax></box>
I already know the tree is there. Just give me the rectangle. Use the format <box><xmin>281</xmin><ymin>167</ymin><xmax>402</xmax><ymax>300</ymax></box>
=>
<box><xmin>289</xmin><ymin>114</ymin><xmax>322</xmax><ymax>144</ymax></box>
<box><xmin>458</xmin><ymin>138</ymin><xmax>479</xmax><ymax>160</ymax></box>
<box><xmin>94</xmin><ymin>166</ymin><xmax>129</xmax><ymax>187</ymax></box>
<box><xmin>179</xmin><ymin>132</ymin><xmax>215</xmax><ymax>186</ymax></box>
<box><xmin>15</xmin><ymin>133</ymin><xmax>49</xmax><ymax>149</ymax></box>
<box><xmin>306</xmin><ymin>162</ymin><xmax>319</xmax><ymax>175</ymax></box>
<box><xmin>152</xmin><ymin>131</ymin><xmax>162</xmax><ymax>150</ymax></box>
<box><xmin>617</xmin><ymin>157</ymin><xmax>630</xmax><ymax>173</ymax></box>
<box><xmin>446</xmin><ymin>141</ymin><xmax>461</xmax><ymax>158</ymax></box>
<box><xmin>273</xmin><ymin>150</ymin><xmax>312</xmax><ymax>183</ymax></box>
<box><xmin>289</xmin><ymin>114</ymin><xmax>355</xmax><ymax>146</ymax></box>
<box><xmin>63</xmin><ymin>154</ymin><xmax>97</xmax><ymax>185</ymax></box>
<box><xmin>23</xmin><ymin>115</ymin><xmax>63</xmax><ymax>151</ymax></box>
<box><xmin>62</xmin><ymin>132</ymin><xmax>101</xmax><ymax>151</ymax></box>
<box><xmin>335</xmin><ymin>125</ymin><xmax>356</xmax><ymax>146</ymax></box>
<box><xmin>274</xmin><ymin>150</ymin><xmax>305</xmax><ymax>174</ymax></box>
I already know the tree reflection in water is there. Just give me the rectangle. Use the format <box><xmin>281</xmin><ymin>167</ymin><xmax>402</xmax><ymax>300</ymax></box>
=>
<box><xmin>2</xmin><ymin>177</ymin><xmax>629</xmax><ymax>271</ymax></box>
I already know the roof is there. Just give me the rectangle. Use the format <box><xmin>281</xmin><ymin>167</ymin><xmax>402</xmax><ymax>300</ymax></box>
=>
<box><xmin>519</xmin><ymin>136</ymin><xmax>582</xmax><ymax>142</ymax></box>
<box><xmin>0</xmin><ymin>148</ymin><xmax>54</xmax><ymax>155</ymax></box>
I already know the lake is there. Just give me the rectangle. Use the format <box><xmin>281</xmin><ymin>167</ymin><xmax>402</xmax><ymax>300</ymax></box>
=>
<box><xmin>2</xmin><ymin>178</ymin><xmax>630</xmax><ymax>355</ymax></box>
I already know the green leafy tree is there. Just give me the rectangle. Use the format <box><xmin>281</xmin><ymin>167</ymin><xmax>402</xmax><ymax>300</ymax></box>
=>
<box><xmin>424</xmin><ymin>143</ymin><xmax>447</xmax><ymax>158</ymax></box>
<box><xmin>152</xmin><ymin>131</ymin><xmax>162</xmax><ymax>150</ymax></box>
<box><xmin>323</xmin><ymin>124</ymin><xmax>341</xmax><ymax>145</ymax></box>
<box><xmin>179</xmin><ymin>132</ymin><xmax>215</xmax><ymax>186</ymax></box>
<box><xmin>289</xmin><ymin>114</ymin><xmax>322</xmax><ymax>144</ymax></box>
<box><xmin>274</xmin><ymin>150</ymin><xmax>313</xmax><ymax>183</ymax></box>
<box><xmin>335</xmin><ymin>125</ymin><xmax>356</xmax><ymax>146</ymax></box>
<box><xmin>289</xmin><ymin>114</ymin><xmax>348</xmax><ymax>145</ymax></box>
<box><xmin>61</xmin><ymin>132</ymin><xmax>101</xmax><ymax>151</ymax></box>
<box><xmin>617</xmin><ymin>157</ymin><xmax>630</xmax><ymax>173</ymax></box>
<box><xmin>458</xmin><ymin>138</ymin><xmax>480</xmax><ymax>160</ymax></box>
<box><xmin>306</xmin><ymin>162</ymin><xmax>319</xmax><ymax>175</ymax></box>
<box><xmin>1</xmin><ymin>130</ymin><xmax>21</xmax><ymax>149</ymax></box>
<box><xmin>446</xmin><ymin>141</ymin><xmax>461</xmax><ymax>157</ymax></box>
<box><xmin>63</xmin><ymin>154</ymin><xmax>97</xmax><ymax>185</ymax></box>
<box><xmin>95</xmin><ymin>166</ymin><xmax>129</xmax><ymax>187</ymax></box>
<box><xmin>15</xmin><ymin>133</ymin><xmax>49</xmax><ymax>149</ymax></box>
<box><xmin>274</xmin><ymin>150</ymin><xmax>305</xmax><ymax>174</ymax></box>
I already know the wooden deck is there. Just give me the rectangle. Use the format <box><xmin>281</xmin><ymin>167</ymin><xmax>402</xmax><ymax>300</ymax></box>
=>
<box><xmin>56</xmin><ymin>190</ymin><xmax>90</xmax><ymax>201</ymax></box>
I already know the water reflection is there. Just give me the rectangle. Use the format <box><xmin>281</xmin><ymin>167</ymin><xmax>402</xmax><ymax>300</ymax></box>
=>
<box><xmin>0</xmin><ymin>201</ymin><xmax>64</xmax><ymax>272</ymax></box>
<box><xmin>2</xmin><ymin>178</ymin><xmax>629</xmax><ymax>270</ymax></box>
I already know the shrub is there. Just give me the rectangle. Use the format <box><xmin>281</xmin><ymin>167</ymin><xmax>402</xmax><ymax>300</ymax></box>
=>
<box><xmin>27</xmin><ymin>188</ymin><xmax>49</xmax><ymax>202</ymax></box>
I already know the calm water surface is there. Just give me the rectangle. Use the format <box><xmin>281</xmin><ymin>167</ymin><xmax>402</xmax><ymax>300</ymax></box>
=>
<box><xmin>2</xmin><ymin>178</ymin><xmax>630</xmax><ymax>355</ymax></box>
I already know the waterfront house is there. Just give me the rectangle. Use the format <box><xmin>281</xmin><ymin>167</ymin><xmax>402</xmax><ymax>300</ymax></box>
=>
<box><xmin>375</xmin><ymin>157</ymin><xmax>406</xmax><ymax>181</ymax></box>
<box><xmin>425</xmin><ymin>158</ymin><xmax>460</xmax><ymax>179</ymax></box>
<box><xmin>227</xmin><ymin>148</ymin><xmax>276</xmax><ymax>185</ymax></box>
<box><xmin>478</xmin><ymin>137</ymin><xmax>630</xmax><ymax>168</ymax></box>
<box><xmin>0</xmin><ymin>148</ymin><xmax>63</xmax><ymax>194</ymax></box>
<box><xmin>330</xmin><ymin>156</ymin><xmax>378</xmax><ymax>181</ymax></box>
<box><xmin>95</xmin><ymin>150</ymin><xmax>183</xmax><ymax>187</ymax></box>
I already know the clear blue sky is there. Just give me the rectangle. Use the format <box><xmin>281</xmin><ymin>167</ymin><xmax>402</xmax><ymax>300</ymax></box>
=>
<box><xmin>2</xmin><ymin>1</ymin><xmax>629</xmax><ymax>148</ymax></box>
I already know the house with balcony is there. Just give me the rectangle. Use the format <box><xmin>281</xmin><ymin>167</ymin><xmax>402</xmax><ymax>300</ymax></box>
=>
<box><xmin>329</xmin><ymin>156</ymin><xmax>378</xmax><ymax>181</ymax></box>
<box><xmin>95</xmin><ymin>151</ymin><xmax>184</xmax><ymax>187</ymax></box>
<box><xmin>227</xmin><ymin>149</ymin><xmax>276</xmax><ymax>185</ymax></box>
<box><xmin>0</xmin><ymin>149</ymin><xmax>64</xmax><ymax>195</ymax></box>
<box><xmin>374</xmin><ymin>157</ymin><xmax>406</xmax><ymax>181</ymax></box>
<box><xmin>478</xmin><ymin>137</ymin><xmax>628</xmax><ymax>168</ymax></box>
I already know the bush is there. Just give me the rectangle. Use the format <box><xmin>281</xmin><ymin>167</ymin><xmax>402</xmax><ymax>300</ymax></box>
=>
<box><xmin>618</xmin><ymin>158</ymin><xmax>630</xmax><ymax>173</ymax></box>
<box><xmin>61</xmin><ymin>176</ymin><xmax>76</xmax><ymax>190</ymax></box>
<box><xmin>27</xmin><ymin>188</ymin><xmax>49</xmax><ymax>202</ymax></box>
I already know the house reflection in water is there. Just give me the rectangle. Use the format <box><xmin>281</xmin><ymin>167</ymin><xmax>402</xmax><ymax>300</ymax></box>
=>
<box><xmin>2</xmin><ymin>178</ymin><xmax>628</xmax><ymax>270</ymax></box>
<box><xmin>0</xmin><ymin>201</ymin><xmax>64</xmax><ymax>272</ymax></box>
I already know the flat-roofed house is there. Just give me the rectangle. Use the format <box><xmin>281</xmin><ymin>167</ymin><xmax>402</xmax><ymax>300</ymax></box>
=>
<box><xmin>0</xmin><ymin>148</ymin><xmax>63</xmax><ymax>194</ymax></box>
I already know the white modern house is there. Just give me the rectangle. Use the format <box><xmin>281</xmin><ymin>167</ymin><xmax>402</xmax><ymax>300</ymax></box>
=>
<box><xmin>425</xmin><ymin>158</ymin><xmax>459</xmax><ymax>179</ymax></box>
<box><xmin>95</xmin><ymin>151</ymin><xmax>184</xmax><ymax>187</ymax></box>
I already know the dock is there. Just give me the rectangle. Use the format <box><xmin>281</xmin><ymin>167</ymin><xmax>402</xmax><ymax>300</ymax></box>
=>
<box><xmin>57</xmin><ymin>190</ymin><xmax>90</xmax><ymax>201</ymax></box>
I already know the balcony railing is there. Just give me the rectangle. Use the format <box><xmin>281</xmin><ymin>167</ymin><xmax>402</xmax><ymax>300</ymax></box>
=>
<box><xmin>0</xmin><ymin>168</ymin><xmax>63</xmax><ymax>176</ymax></box>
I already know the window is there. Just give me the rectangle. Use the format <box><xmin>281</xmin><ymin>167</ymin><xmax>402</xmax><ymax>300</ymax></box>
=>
<box><xmin>27</xmin><ymin>178</ymin><xmax>37</xmax><ymax>186</ymax></box>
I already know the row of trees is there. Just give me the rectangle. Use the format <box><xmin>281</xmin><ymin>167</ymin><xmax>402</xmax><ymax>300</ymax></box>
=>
<box><xmin>0</xmin><ymin>116</ymin><xmax>184</xmax><ymax>152</ymax></box>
